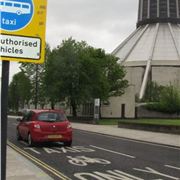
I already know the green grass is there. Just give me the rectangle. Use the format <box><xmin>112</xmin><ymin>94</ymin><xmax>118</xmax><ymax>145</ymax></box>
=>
<box><xmin>98</xmin><ymin>119</ymin><xmax>180</xmax><ymax>126</ymax></box>
<box><xmin>118</xmin><ymin>119</ymin><xmax>180</xmax><ymax>126</ymax></box>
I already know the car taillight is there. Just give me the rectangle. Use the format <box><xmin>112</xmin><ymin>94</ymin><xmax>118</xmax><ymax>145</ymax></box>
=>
<box><xmin>67</xmin><ymin>124</ymin><xmax>72</xmax><ymax>129</ymax></box>
<box><xmin>34</xmin><ymin>124</ymin><xmax>41</xmax><ymax>129</ymax></box>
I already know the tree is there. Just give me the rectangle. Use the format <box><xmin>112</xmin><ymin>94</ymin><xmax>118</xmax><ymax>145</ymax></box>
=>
<box><xmin>78</xmin><ymin>47</ymin><xmax>128</xmax><ymax>99</ymax></box>
<box><xmin>8</xmin><ymin>72</ymin><xmax>32</xmax><ymax>112</ymax></box>
<box><xmin>43</xmin><ymin>48</ymin><xmax>62</xmax><ymax>109</ymax></box>
<box><xmin>19</xmin><ymin>43</ymin><xmax>51</xmax><ymax>108</ymax></box>
<box><xmin>44</xmin><ymin>38</ymin><xmax>128</xmax><ymax>116</ymax></box>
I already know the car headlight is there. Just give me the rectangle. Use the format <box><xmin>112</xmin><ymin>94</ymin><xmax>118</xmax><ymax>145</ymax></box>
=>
<box><xmin>34</xmin><ymin>124</ymin><xmax>41</xmax><ymax>129</ymax></box>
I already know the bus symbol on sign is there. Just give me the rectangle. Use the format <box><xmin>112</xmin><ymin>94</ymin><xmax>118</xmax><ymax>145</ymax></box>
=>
<box><xmin>0</xmin><ymin>0</ymin><xmax>34</xmax><ymax>31</ymax></box>
<box><xmin>0</xmin><ymin>0</ymin><xmax>47</xmax><ymax>64</ymax></box>
<box><xmin>0</xmin><ymin>0</ymin><xmax>31</xmax><ymax>15</ymax></box>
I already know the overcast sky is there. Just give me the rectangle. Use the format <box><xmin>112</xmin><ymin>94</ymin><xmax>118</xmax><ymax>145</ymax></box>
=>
<box><xmin>9</xmin><ymin>0</ymin><xmax>139</xmax><ymax>81</ymax></box>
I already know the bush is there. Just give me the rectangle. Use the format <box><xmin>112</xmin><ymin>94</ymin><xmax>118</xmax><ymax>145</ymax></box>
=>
<box><xmin>146</xmin><ymin>84</ymin><xmax>180</xmax><ymax>114</ymax></box>
<box><xmin>143</xmin><ymin>81</ymin><xmax>164</xmax><ymax>102</ymax></box>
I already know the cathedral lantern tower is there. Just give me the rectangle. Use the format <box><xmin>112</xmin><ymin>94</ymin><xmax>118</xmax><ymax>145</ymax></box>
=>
<box><xmin>137</xmin><ymin>0</ymin><xmax>180</xmax><ymax>27</ymax></box>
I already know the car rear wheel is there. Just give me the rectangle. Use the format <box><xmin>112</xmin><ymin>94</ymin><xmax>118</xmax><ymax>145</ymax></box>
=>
<box><xmin>16</xmin><ymin>129</ymin><xmax>22</xmax><ymax>141</ymax></box>
<box><xmin>64</xmin><ymin>140</ymin><xmax>72</xmax><ymax>147</ymax></box>
<box><xmin>27</xmin><ymin>133</ymin><xmax>34</xmax><ymax>147</ymax></box>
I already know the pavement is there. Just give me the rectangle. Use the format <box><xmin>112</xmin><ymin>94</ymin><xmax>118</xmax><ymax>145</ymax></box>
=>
<box><xmin>6</xmin><ymin>122</ymin><xmax>180</xmax><ymax>180</ymax></box>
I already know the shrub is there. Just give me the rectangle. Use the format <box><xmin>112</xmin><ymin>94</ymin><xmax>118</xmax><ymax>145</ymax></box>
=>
<box><xmin>143</xmin><ymin>81</ymin><xmax>164</xmax><ymax>102</ymax></box>
<box><xmin>146</xmin><ymin>84</ymin><xmax>180</xmax><ymax>114</ymax></box>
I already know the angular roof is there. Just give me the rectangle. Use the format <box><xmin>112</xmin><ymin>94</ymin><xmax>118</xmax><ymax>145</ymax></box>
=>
<box><xmin>112</xmin><ymin>23</ymin><xmax>180</xmax><ymax>67</ymax></box>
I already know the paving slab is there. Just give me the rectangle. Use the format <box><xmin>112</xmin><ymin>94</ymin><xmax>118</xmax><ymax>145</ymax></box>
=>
<box><xmin>6</xmin><ymin>146</ymin><xmax>53</xmax><ymax>180</ymax></box>
<box><xmin>71</xmin><ymin>123</ymin><xmax>180</xmax><ymax>147</ymax></box>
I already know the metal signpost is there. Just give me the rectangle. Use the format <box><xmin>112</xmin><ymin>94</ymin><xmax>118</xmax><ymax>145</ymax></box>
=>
<box><xmin>0</xmin><ymin>63</ymin><xmax>1</xmax><ymax>179</ymax></box>
<box><xmin>0</xmin><ymin>0</ymin><xmax>47</xmax><ymax>179</ymax></box>
<box><xmin>94</xmin><ymin>98</ymin><xmax>100</xmax><ymax>123</ymax></box>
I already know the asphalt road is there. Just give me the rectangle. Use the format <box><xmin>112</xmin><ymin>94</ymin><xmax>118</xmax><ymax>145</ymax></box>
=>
<box><xmin>7</xmin><ymin>117</ymin><xmax>180</xmax><ymax>180</ymax></box>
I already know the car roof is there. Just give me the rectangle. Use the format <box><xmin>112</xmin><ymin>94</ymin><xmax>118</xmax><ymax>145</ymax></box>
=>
<box><xmin>26</xmin><ymin>109</ymin><xmax>65</xmax><ymax>114</ymax></box>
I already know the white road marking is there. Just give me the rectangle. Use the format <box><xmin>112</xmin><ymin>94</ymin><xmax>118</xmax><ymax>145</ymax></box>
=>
<box><xmin>78</xmin><ymin>130</ymin><xmax>180</xmax><ymax>150</ymax></box>
<box><xmin>67</xmin><ymin>156</ymin><xmax>111</xmax><ymax>166</ymax></box>
<box><xmin>165</xmin><ymin>165</ymin><xmax>180</xmax><ymax>170</ymax></box>
<box><xmin>134</xmin><ymin>167</ymin><xmax>179</xmax><ymax>180</ymax></box>
<box><xmin>90</xmin><ymin>145</ymin><xmax>135</xmax><ymax>159</ymax></box>
<box><xmin>24</xmin><ymin>147</ymin><xmax>41</xmax><ymax>154</ymax></box>
<box><xmin>23</xmin><ymin>146</ymin><xmax>96</xmax><ymax>155</ymax></box>
<box><xmin>74</xmin><ymin>169</ymin><xmax>144</xmax><ymax>180</ymax></box>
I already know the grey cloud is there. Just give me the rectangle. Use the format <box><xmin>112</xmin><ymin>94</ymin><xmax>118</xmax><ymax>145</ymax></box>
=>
<box><xmin>9</xmin><ymin>0</ymin><xmax>139</xmax><ymax>80</ymax></box>
<box><xmin>46</xmin><ymin>0</ymin><xmax>139</xmax><ymax>52</ymax></box>
<box><xmin>47</xmin><ymin>0</ymin><xmax>138</xmax><ymax>25</ymax></box>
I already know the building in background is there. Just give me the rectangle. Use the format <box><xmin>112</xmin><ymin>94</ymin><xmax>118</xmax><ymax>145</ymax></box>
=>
<box><xmin>101</xmin><ymin>0</ymin><xmax>180</xmax><ymax>118</ymax></box>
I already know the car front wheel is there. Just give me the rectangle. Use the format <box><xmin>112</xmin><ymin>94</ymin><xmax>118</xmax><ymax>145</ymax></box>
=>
<box><xmin>16</xmin><ymin>129</ymin><xmax>22</xmax><ymax>141</ymax></box>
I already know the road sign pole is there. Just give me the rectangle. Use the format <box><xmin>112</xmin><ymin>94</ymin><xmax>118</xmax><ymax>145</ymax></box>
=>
<box><xmin>1</xmin><ymin>60</ymin><xmax>10</xmax><ymax>180</ymax></box>
<box><xmin>0</xmin><ymin>0</ymin><xmax>47</xmax><ymax>178</ymax></box>
<box><xmin>35</xmin><ymin>64</ymin><xmax>39</xmax><ymax>109</ymax></box>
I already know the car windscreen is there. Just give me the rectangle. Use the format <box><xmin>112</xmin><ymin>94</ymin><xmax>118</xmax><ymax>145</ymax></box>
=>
<box><xmin>37</xmin><ymin>112</ymin><xmax>66</xmax><ymax>122</ymax></box>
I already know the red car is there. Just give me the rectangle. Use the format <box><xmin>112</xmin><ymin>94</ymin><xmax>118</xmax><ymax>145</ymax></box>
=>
<box><xmin>16</xmin><ymin>109</ymin><xmax>72</xmax><ymax>146</ymax></box>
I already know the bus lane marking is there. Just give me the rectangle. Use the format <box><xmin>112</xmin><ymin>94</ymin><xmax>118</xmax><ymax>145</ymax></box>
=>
<box><xmin>67</xmin><ymin>155</ymin><xmax>111</xmax><ymax>166</ymax></box>
<box><xmin>133</xmin><ymin>167</ymin><xmax>179</xmax><ymax>180</ymax></box>
<box><xmin>74</xmin><ymin>166</ymin><xmax>180</xmax><ymax>180</ymax></box>
<box><xmin>74</xmin><ymin>169</ymin><xmax>144</xmax><ymax>180</ymax></box>
<box><xmin>23</xmin><ymin>146</ymin><xmax>95</xmax><ymax>155</ymax></box>
<box><xmin>90</xmin><ymin>145</ymin><xmax>135</xmax><ymax>158</ymax></box>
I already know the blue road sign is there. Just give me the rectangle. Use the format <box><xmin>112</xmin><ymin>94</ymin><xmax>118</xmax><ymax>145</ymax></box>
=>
<box><xmin>0</xmin><ymin>0</ymin><xmax>34</xmax><ymax>31</ymax></box>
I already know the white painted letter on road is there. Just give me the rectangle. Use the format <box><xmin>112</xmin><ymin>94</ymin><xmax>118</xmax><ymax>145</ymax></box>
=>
<box><xmin>74</xmin><ymin>169</ymin><xmax>143</xmax><ymax>180</ymax></box>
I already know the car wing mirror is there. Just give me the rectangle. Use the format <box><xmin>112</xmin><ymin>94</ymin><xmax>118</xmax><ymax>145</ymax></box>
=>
<box><xmin>16</xmin><ymin>118</ymin><xmax>22</xmax><ymax>122</ymax></box>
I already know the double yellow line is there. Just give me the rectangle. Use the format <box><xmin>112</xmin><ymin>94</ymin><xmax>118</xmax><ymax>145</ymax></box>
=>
<box><xmin>7</xmin><ymin>141</ymin><xmax>71</xmax><ymax>180</ymax></box>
